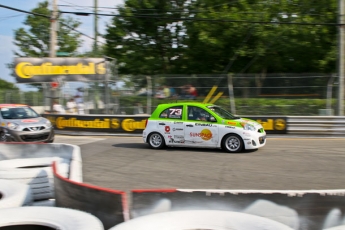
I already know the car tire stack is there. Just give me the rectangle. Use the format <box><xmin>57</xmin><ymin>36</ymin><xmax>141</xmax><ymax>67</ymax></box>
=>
<box><xmin>0</xmin><ymin>157</ymin><xmax>69</xmax><ymax>201</ymax></box>
<box><xmin>0</xmin><ymin>206</ymin><xmax>104</xmax><ymax>230</ymax></box>
<box><xmin>0</xmin><ymin>179</ymin><xmax>33</xmax><ymax>208</ymax></box>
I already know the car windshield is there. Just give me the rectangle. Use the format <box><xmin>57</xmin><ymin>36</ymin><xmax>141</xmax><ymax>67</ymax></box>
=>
<box><xmin>0</xmin><ymin>107</ymin><xmax>40</xmax><ymax>119</ymax></box>
<box><xmin>207</xmin><ymin>106</ymin><xmax>240</xmax><ymax>120</ymax></box>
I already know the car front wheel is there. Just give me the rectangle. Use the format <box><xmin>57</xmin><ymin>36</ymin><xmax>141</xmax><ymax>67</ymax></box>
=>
<box><xmin>148</xmin><ymin>132</ymin><xmax>166</xmax><ymax>149</ymax></box>
<box><xmin>222</xmin><ymin>134</ymin><xmax>243</xmax><ymax>153</ymax></box>
<box><xmin>0</xmin><ymin>131</ymin><xmax>7</xmax><ymax>142</ymax></box>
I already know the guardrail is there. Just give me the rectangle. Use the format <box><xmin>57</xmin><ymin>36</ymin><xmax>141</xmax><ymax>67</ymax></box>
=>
<box><xmin>42</xmin><ymin>114</ymin><xmax>345</xmax><ymax>136</ymax></box>
<box><xmin>288</xmin><ymin>116</ymin><xmax>345</xmax><ymax>135</ymax></box>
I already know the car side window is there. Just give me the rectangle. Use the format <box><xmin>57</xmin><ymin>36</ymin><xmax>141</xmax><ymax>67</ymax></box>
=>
<box><xmin>187</xmin><ymin>106</ymin><xmax>216</xmax><ymax>122</ymax></box>
<box><xmin>159</xmin><ymin>106</ymin><xmax>183</xmax><ymax>119</ymax></box>
<box><xmin>0</xmin><ymin>110</ymin><xmax>8</xmax><ymax>119</ymax></box>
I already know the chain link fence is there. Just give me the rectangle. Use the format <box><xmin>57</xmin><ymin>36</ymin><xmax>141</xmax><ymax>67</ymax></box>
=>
<box><xmin>0</xmin><ymin>73</ymin><xmax>339</xmax><ymax>116</ymax></box>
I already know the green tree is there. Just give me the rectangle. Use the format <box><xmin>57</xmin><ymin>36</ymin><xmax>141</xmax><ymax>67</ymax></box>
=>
<box><xmin>0</xmin><ymin>79</ymin><xmax>19</xmax><ymax>90</ymax></box>
<box><xmin>183</xmin><ymin>0</ymin><xmax>337</xmax><ymax>95</ymax></box>
<box><xmin>7</xmin><ymin>0</ymin><xmax>83</xmax><ymax>90</ymax></box>
<box><xmin>184</xmin><ymin>0</ymin><xmax>337</xmax><ymax>73</ymax></box>
<box><xmin>13</xmin><ymin>1</ymin><xmax>82</xmax><ymax>57</ymax></box>
<box><xmin>104</xmin><ymin>0</ymin><xmax>337</xmax><ymax>95</ymax></box>
<box><xmin>104</xmin><ymin>0</ymin><xmax>189</xmax><ymax>89</ymax></box>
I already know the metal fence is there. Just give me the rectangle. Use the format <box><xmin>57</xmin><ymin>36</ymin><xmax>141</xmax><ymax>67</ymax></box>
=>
<box><xmin>0</xmin><ymin>73</ymin><xmax>340</xmax><ymax>116</ymax></box>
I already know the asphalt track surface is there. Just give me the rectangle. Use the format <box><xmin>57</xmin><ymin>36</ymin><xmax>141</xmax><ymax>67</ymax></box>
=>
<box><xmin>55</xmin><ymin>135</ymin><xmax>345</xmax><ymax>195</ymax></box>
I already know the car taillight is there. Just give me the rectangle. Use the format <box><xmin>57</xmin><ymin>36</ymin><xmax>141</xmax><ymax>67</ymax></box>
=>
<box><xmin>145</xmin><ymin>119</ymin><xmax>148</xmax><ymax>127</ymax></box>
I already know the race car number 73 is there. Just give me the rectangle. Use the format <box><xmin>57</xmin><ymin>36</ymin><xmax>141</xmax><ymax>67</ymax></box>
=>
<box><xmin>170</xmin><ymin>109</ymin><xmax>182</xmax><ymax>115</ymax></box>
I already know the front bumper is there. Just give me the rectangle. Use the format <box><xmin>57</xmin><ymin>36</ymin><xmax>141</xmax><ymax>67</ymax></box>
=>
<box><xmin>142</xmin><ymin>131</ymin><xmax>148</xmax><ymax>143</ymax></box>
<box><xmin>243</xmin><ymin>132</ymin><xmax>266</xmax><ymax>150</ymax></box>
<box><xmin>5</xmin><ymin>127</ymin><xmax>55</xmax><ymax>143</ymax></box>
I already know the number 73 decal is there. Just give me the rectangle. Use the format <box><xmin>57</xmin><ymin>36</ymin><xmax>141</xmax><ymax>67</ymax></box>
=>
<box><xmin>169</xmin><ymin>109</ymin><xmax>182</xmax><ymax>115</ymax></box>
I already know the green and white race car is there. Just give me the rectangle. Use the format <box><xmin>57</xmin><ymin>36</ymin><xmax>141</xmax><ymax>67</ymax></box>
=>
<box><xmin>143</xmin><ymin>102</ymin><xmax>266</xmax><ymax>153</ymax></box>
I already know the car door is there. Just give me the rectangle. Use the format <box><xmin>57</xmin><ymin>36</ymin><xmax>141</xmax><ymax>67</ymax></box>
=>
<box><xmin>156</xmin><ymin>106</ymin><xmax>184</xmax><ymax>145</ymax></box>
<box><xmin>184</xmin><ymin>106</ymin><xmax>218</xmax><ymax>147</ymax></box>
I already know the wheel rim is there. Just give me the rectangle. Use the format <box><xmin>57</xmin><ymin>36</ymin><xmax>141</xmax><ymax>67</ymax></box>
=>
<box><xmin>225</xmin><ymin>136</ymin><xmax>241</xmax><ymax>152</ymax></box>
<box><xmin>0</xmin><ymin>132</ymin><xmax>6</xmax><ymax>142</ymax></box>
<box><xmin>150</xmin><ymin>133</ymin><xmax>163</xmax><ymax>147</ymax></box>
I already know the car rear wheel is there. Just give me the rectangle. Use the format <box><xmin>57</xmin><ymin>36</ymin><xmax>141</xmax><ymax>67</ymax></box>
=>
<box><xmin>0</xmin><ymin>131</ymin><xmax>7</xmax><ymax>142</ymax></box>
<box><xmin>222</xmin><ymin>134</ymin><xmax>243</xmax><ymax>153</ymax></box>
<box><xmin>148</xmin><ymin>132</ymin><xmax>166</xmax><ymax>149</ymax></box>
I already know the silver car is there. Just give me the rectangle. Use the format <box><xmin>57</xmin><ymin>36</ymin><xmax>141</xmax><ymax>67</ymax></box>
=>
<box><xmin>0</xmin><ymin>104</ymin><xmax>54</xmax><ymax>143</ymax></box>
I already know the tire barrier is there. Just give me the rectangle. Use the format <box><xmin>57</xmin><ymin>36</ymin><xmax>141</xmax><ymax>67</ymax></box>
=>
<box><xmin>0</xmin><ymin>179</ymin><xmax>32</xmax><ymax>209</ymax></box>
<box><xmin>109</xmin><ymin>210</ymin><xmax>294</xmax><ymax>230</ymax></box>
<box><xmin>31</xmin><ymin>199</ymin><xmax>56</xmax><ymax>207</ymax></box>
<box><xmin>53</xmin><ymin>162</ymin><xmax>129</xmax><ymax>230</ymax></box>
<box><xmin>0</xmin><ymin>206</ymin><xmax>104</xmax><ymax>230</ymax></box>
<box><xmin>3</xmin><ymin>142</ymin><xmax>345</xmax><ymax>229</ymax></box>
<box><xmin>0</xmin><ymin>143</ymin><xmax>83</xmax><ymax>182</ymax></box>
<box><xmin>131</xmin><ymin>189</ymin><xmax>345</xmax><ymax>230</ymax></box>
<box><xmin>0</xmin><ymin>143</ymin><xmax>82</xmax><ymax>204</ymax></box>
<box><xmin>0</xmin><ymin>157</ymin><xmax>69</xmax><ymax>201</ymax></box>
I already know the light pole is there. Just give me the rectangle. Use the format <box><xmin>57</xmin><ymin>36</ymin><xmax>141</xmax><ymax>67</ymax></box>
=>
<box><xmin>49</xmin><ymin>0</ymin><xmax>58</xmax><ymax>112</ymax></box>
<box><xmin>50</xmin><ymin>0</ymin><xmax>58</xmax><ymax>58</ymax></box>
<box><xmin>338</xmin><ymin>0</ymin><xmax>345</xmax><ymax>116</ymax></box>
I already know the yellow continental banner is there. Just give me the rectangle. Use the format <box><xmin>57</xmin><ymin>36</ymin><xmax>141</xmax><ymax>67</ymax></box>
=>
<box><xmin>122</xmin><ymin>119</ymin><xmax>146</xmax><ymax>132</ymax></box>
<box><xmin>256</xmin><ymin>119</ymin><xmax>286</xmax><ymax>131</ymax></box>
<box><xmin>54</xmin><ymin>117</ymin><xmax>146</xmax><ymax>132</ymax></box>
<box><xmin>15</xmin><ymin>62</ymin><xmax>106</xmax><ymax>79</ymax></box>
<box><xmin>56</xmin><ymin>117</ymin><xmax>119</xmax><ymax>129</ymax></box>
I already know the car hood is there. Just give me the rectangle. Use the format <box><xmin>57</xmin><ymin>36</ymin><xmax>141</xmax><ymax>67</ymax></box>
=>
<box><xmin>226</xmin><ymin>117</ymin><xmax>263</xmax><ymax>128</ymax></box>
<box><xmin>5</xmin><ymin>117</ymin><xmax>47</xmax><ymax>126</ymax></box>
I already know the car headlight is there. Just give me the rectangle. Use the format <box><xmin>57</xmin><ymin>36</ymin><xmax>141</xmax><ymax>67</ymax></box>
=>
<box><xmin>45</xmin><ymin>120</ymin><xmax>52</xmax><ymax>127</ymax></box>
<box><xmin>242</xmin><ymin>123</ymin><xmax>256</xmax><ymax>131</ymax></box>
<box><xmin>7</xmin><ymin>122</ymin><xmax>19</xmax><ymax>130</ymax></box>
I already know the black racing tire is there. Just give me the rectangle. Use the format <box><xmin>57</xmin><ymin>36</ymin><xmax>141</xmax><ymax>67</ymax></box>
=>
<box><xmin>45</xmin><ymin>139</ymin><xmax>54</xmax><ymax>143</ymax></box>
<box><xmin>221</xmin><ymin>134</ymin><xmax>244</xmax><ymax>153</ymax></box>
<box><xmin>148</xmin><ymin>132</ymin><xmax>166</xmax><ymax>149</ymax></box>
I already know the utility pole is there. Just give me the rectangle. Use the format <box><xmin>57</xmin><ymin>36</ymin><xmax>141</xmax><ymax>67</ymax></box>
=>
<box><xmin>49</xmin><ymin>0</ymin><xmax>58</xmax><ymax>112</ymax></box>
<box><xmin>50</xmin><ymin>0</ymin><xmax>58</xmax><ymax>58</ymax></box>
<box><xmin>93</xmin><ymin>0</ymin><xmax>98</xmax><ymax>54</ymax></box>
<box><xmin>338</xmin><ymin>0</ymin><xmax>345</xmax><ymax>116</ymax></box>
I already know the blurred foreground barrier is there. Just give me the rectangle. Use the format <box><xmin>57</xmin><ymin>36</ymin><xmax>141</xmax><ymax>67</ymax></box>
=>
<box><xmin>0</xmin><ymin>143</ymin><xmax>82</xmax><ymax>182</ymax></box>
<box><xmin>130</xmin><ymin>188</ymin><xmax>345</xmax><ymax>230</ymax></box>
<box><xmin>53</xmin><ymin>162</ymin><xmax>129</xmax><ymax>229</ymax></box>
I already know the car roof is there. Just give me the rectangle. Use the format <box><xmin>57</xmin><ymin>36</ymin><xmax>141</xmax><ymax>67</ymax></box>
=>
<box><xmin>157</xmin><ymin>102</ymin><xmax>215</xmax><ymax>107</ymax></box>
<box><xmin>0</xmin><ymin>104</ymin><xmax>28</xmax><ymax>109</ymax></box>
